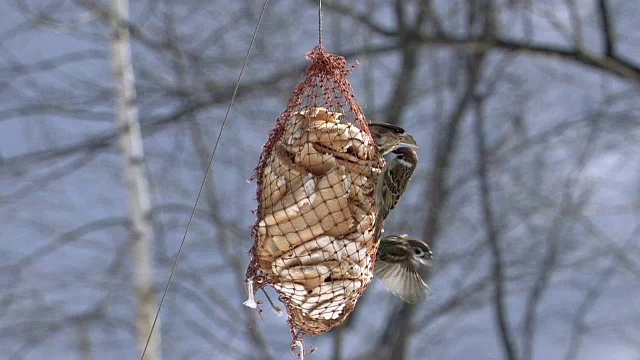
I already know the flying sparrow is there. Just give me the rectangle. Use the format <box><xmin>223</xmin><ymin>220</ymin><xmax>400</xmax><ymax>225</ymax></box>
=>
<box><xmin>375</xmin><ymin>234</ymin><xmax>432</xmax><ymax>303</ymax></box>
<box><xmin>374</xmin><ymin>146</ymin><xmax>418</xmax><ymax>241</ymax></box>
<box><xmin>368</xmin><ymin>122</ymin><xmax>418</xmax><ymax>155</ymax></box>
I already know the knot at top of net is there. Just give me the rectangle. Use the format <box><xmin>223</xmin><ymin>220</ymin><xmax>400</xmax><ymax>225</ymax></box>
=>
<box><xmin>305</xmin><ymin>45</ymin><xmax>357</xmax><ymax>79</ymax></box>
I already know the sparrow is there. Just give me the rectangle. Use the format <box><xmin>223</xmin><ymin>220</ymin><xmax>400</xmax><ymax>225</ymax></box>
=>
<box><xmin>375</xmin><ymin>234</ymin><xmax>432</xmax><ymax>303</ymax></box>
<box><xmin>368</xmin><ymin>122</ymin><xmax>418</xmax><ymax>155</ymax></box>
<box><xmin>373</xmin><ymin>146</ymin><xmax>418</xmax><ymax>241</ymax></box>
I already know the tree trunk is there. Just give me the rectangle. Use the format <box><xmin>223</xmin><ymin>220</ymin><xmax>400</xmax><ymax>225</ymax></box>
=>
<box><xmin>109</xmin><ymin>0</ymin><xmax>161</xmax><ymax>358</ymax></box>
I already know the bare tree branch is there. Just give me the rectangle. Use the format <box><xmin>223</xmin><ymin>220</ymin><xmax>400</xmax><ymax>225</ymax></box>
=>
<box><xmin>0</xmin><ymin>153</ymin><xmax>97</xmax><ymax>203</ymax></box>
<box><xmin>328</xmin><ymin>2</ymin><xmax>640</xmax><ymax>83</ymax></box>
<box><xmin>187</xmin><ymin>118</ymin><xmax>279</xmax><ymax>360</ymax></box>
<box><xmin>598</xmin><ymin>0</ymin><xmax>616</xmax><ymax>57</ymax></box>
<box><xmin>108</xmin><ymin>0</ymin><xmax>161</xmax><ymax>357</ymax></box>
<box><xmin>473</xmin><ymin>81</ymin><xmax>520</xmax><ymax>360</ymax></box>
<box><xmin>303</xmin><ymin>0</ymin><xmax>395</xmax><ymax>36</ymax></box>
<box><xmin>383</xmin><ymin>3</ymin><xmax>421</xmax><ymax>123</ymax></box>
<box><xmin>1</xmin><ymin>217</ymin><xmax>128</xmax><ymax>271</ymax></box>
<box><xmin>564</xmin><ymin>0</ymin><xmax>584</xmax><ymax>47</ymax></box>
<box><xmin>563</xmin><ymin>264</ymin><xmax>615</xmax><ymax>360</ymax></box>
<box><xmin>76</xmin><ymin>320</ymin><xmax>95</xmax><ymax>360</ymax></box>
<box><xmin>370</xmin><ymin>50</ymin><xmax>478</xmax><ymax>360</ymax></box>
<box><xmin>410</xmin><ymin>33</ymin><xmax>640</xmax><ymax>84</ymax></box>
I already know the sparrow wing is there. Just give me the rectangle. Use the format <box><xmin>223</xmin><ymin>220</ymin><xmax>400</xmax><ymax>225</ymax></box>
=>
<box><xmin>374</xmin><ymin>153</ymin><xmax>417</xmax><ymax>240</ymax></box>
<box><xmin>373</xmin><ymin>167</ymin><xmax>396</xmax><ymax>240</ymax></box>
<box><xmin>376</xmin><ymin>166</ymin><xmax>396</xmax><ymax>220</ymax></box>
<box><xmin>383</xmin><ymin>162</ymin><xmax>415</xmax><ymax>213</ymax></box>
<box><xmin>369</xmin><ymin>122</ymin><xmax>406</xmax><ymax>133</ymax></box>
<box><xmin>374</xmin><ymin>259</ymin><xmax>428</xmax><ymax>303</ymax></box>
<box><xmin>369</xmin><ymin>123</ymin><xmax>418</xmax><ymax>148</ymax></box>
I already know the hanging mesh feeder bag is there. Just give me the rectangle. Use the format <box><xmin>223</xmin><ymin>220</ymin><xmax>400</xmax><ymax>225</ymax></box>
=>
<box><xmin>245</xmin><ymin>45</ymin><xmax>385</xmax><ymax>338</ymax></box>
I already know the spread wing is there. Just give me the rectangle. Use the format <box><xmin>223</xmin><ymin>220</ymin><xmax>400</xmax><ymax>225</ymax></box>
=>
<box><xmin>374</xmin><ymin>259</ymin><xmax>428</xmax><ymax>303</ymax></box>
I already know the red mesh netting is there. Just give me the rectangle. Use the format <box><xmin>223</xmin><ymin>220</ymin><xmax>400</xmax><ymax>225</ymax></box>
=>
<box><xmin>245</xmin><ymin>45</ymin><xmax>385</xmax><ymax>340</ymax></box>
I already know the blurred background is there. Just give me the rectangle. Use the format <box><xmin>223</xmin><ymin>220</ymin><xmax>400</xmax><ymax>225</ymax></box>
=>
<box><xmin>1</xmin><ymin>0</ymin><xmax>639</xmax><ymax>359</ymax></box>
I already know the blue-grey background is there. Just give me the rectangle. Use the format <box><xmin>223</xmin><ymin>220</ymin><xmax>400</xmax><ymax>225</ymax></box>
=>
<box><xmin>1</xmin><ymin>1</ymin><xmax>639</xmax><ymax>359</ymax></box>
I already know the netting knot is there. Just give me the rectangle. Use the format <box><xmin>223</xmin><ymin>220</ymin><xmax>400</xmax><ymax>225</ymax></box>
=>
<box><xmin>305</xmin><ymin>44</ymin><xmax>356</xmax><ymax>78</ymax></box>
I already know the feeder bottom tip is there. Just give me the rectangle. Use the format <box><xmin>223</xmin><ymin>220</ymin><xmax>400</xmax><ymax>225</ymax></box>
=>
<box><xmin>243</xmin><ymin>299</ymin><xmax>258</xmax><ymax>309</ymax></box>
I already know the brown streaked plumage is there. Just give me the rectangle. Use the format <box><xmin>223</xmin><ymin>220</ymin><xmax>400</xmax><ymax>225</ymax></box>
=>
<box><xmin>374</xmin><ymin>146</ymin><xmax>418</xmax><ymax>241</ymax></box>
<box><xmin>368</xmin><ymin>122</ymin><xmax>418</xmax><ymax>155</ymax></box>
<box><xmin>375</xmin><ymin>234</ymin><xmax>431</xmax><ymax>303</ymax></box>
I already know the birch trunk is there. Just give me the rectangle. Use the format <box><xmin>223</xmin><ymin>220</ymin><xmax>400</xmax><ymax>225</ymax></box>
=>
<box><xmin>109</xmin><ymin>0</ymin><xmax>161</xmax><ymax>358</ymax></box>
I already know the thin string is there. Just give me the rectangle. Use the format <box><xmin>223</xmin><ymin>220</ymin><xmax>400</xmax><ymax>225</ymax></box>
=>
<box><xmin>139</xmin><ymin>0</ymin><xmax>270</xmax><ymax>358</ymax></box>
<box><xmin>318</xmin><ymin>0</ymin><xmax>322</xmax><ymax>44</ymax></box>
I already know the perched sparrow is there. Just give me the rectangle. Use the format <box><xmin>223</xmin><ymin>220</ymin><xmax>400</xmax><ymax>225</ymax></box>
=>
<box><xmin>375</xmin><ymin>234</ymin><xmax>432</xmax><ymax>303</ymax></box>
<box><xmin>374</xmin><ymin>146</ymin><xmax>418</xmax><ymax>240</ymax></box>
<box><xmin>368</xmin><ymin>122</ymin><xmax>418</xmax><ymax>155</ymax></box>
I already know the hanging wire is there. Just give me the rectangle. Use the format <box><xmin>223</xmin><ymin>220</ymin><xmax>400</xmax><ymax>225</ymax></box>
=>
<box><xmin>318</xmin><ymin>0</ymin><xmax>323</xmax><ymax>44</ymax></box>
<box><xmin>140</xmin><ymin>0</ymin><xmax>270</xmax><ymax>358</ymax></box>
